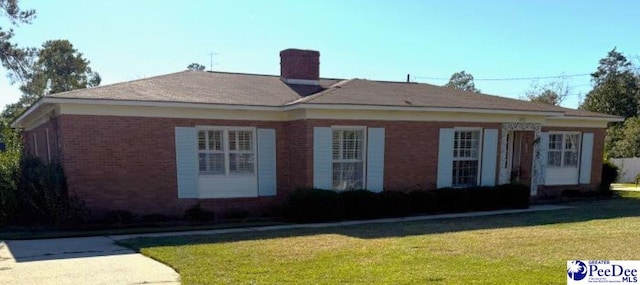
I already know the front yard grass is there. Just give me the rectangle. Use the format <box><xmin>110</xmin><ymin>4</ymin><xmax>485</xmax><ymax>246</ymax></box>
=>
<box><xmin>120</xmin><ymin>192</ymin><xmax>640</xmax><ymax>284</ymax></box>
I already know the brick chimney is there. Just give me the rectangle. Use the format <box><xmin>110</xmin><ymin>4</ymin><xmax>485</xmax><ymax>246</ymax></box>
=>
<box><xmin>280</xmin><ymin>48</ymin><xmax>320</xmax><ymax>85</ymax></box>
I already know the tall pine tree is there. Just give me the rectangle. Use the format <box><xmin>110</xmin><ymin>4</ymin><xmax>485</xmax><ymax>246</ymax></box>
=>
<box><xmin>580</xmin><ymin>48</ymin><xmax>640</xmax><ymax>118</ymax></box>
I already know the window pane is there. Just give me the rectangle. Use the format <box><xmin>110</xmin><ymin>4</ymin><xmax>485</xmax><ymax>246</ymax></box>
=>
<box><xmin>565</xmin><ymin>134</ymin><xmax>579</xmax><ymax>150</ymax></box>
<box><xmin>332</xmin><ymin>162</ymin><xmax>363</xmax><ymax>190</ymax></box>
<box><xmin>332</xmin><ymin>129</ymin><xmax>364</xmax><ymax>190</ymax></box>
<box><xmin>452</xmin><ymin>160</ymin><xmax>478</xmax><ymax>187</ymax></box>
<box><xmin>209</xmin><ymin>153</ymin><xmax>225</xmax><ymax>174</ymax></box>
<box><xmin>547</xmin><ymin>151</ymin><xmax>562</xmax><ymax>167</ymax></box>
<box><xmin>453</xmin><ymin>130</ymin><xmax>479</xmax><ymax>159</ymax></box>
<box><xmin>229</xmin><ymin>153</ymin><xmax>254</xmax><ymax>174</ymax></box>
<box><xmin>198</xmin><ymin>131</ymin><xmax>206</xmax><ymax>150</ymax></box>
<box><xmin>452</xmin><ymin>130</ymin><xmax>480</xmax><ymax>187</ymax></box>
<box><xmin>341</xmin><ymin>130</ymin><xmax>363</xmax><ymax>160</ymax></box>
<box><xmin>237</xmin><ymin>131</ymin><xmax>252</xmax><ymax>151</ymax></box>
<box><xmin>564</xmin><ymin>151</ymin><xmax>578</xmax><ymax>167</ymax></box>
<box><xmin>208</xmin><ymin>131</ymin><xmax>222</xmax><ymax>151</ymax></box>
<box><xmin>229</xmin><ymin>131</ymin><xmax>237</xmax><ymax>151</ymax></box>
<box><xmin>332</xmin><ymin>129</ymin><xmax>364</xmax><ymax>160</ymax></box>
<box><xmin>332</xmin><ymin>131</ymin><xmax>340</xmax><ymax>160</ymax></box>
<box><xmin>198</xmin><ymin>153</ymin><xmax>207</xmax><ymax>172</ymax></box>
<box><xmin>549</xmin><ymin>134</ymin><xmax>563</xmax><ymax>150</ymax></box>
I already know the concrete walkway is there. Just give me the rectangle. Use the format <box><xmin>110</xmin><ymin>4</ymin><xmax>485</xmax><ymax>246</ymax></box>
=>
<box><xmin>110</xmin><ymin>204</ymin><xmax>571</xmax><ymax>241</ymax></box>
<box><xmin>0</xmin><ymin>204</ymin><xmax>569</xmax><ymax>285</ymax></box>
<box><xmin>0</xmin><ymin>236</ymin><xmax>180</xmax><ymax>285</ymax></box>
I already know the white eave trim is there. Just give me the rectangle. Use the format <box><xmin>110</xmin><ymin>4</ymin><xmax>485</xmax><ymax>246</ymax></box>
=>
<box><xmin>11</xmin><ymin>99</ymin><xmax>46</xmax><ymax>128</ymax></box>
<box><xmin>550</xmin><ymin>115</ymin><xmax>624</xmax><ymax>122</ymax></box>
<box><xmin>294</xmin><ymin>103</ymin><xmax>564</xmax><ymax>117</ymax></box>
<box><xmin>11</xmin><ymin>97</ymin><xmax>621</xmax><ymax>128</ymax></box>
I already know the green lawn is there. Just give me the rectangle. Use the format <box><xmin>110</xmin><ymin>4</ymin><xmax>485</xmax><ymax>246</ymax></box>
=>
<box><xmin>120</xmin><ymin>192</ymin><xmax>640</xmax><ymax>284</ymax></box>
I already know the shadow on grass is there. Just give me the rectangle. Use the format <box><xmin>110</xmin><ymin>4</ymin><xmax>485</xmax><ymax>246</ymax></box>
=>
<box><xmin>120</xmin><ymin>193</ymin><xmax>640</xmax><ymax>251</ymax></box>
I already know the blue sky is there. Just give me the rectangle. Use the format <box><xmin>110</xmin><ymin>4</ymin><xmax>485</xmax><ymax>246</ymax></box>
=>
<box><xmin>1</xmin><ymin>0</ymin><xmax>639</xmax><ymax>108</ymax></box>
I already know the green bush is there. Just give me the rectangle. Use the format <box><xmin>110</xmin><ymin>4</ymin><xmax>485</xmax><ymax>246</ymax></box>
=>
<box><xmin>340</xmin><ymin>190</ymin><xmax>381</xmax><ymax>219</ymax></box>
<box><xmin>283</xmin><ymin>188</ymin><xmax>344</xmax><ymax>223</ymax></box>
<box><xmin>221</xmin><ymin>208</ymin><xmax>251</xmax><ymax>220</ymax></box>
<box><xmin>468</xmin><ymin>186</ymin><xmax>500</xmax><ymax>211</ymax></box>
<box><xmin>15</xmin><ymin>156</ymin><xmax>90</xmax><ymax>226</ymax></box>
<box><xmin>0</xmin><ymin>126</ymin><xmax>22</xmax><ymax>226</ymax></box>
<box><xmin>141</xmin><ymin>213</ymin><xmax>168</xmax><ymax>223</ymax></box>
<box><xmin>104</xmin><ymin>210</ymin><xmax>134</xmax><ymax>224</ymax></box>
<box><xmin>282</xmin><ymin>184</ymin><xmax>532</xmax><ymax>224</ymax></box>
<box><xmin>601</xmin><ymin>161</ymin><xmax>619</xmax><ymax>192</ymax></box>
<box><xmin>184</xmin><ymin>202</ymin><xmax>216</xmax><ymax>222</ymax></box>
<box><xmin>378</xmin><ymin>191</ymin><xmax>411</xmax><ymax>217</ymax></box>
<box><xmin>497</xmin><ymin>184</ymin><xmax>530</xmax><ymax>209</ymax></box>
<box><xmin>408</xmin><ymin>190</ymin><xmax>438</xmax><ymax>214</ymax></box>
<box><xmin>436</xmin><ymin>187</ymin><xmax>470</xmax><ymax>212</ymax></box>
<box><xmin>561</xmin><ymin>189</ymin><xmax>581</xmax><ymax>198</ymax></box>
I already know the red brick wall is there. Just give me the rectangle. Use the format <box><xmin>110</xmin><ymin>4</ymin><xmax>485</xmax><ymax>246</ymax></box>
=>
<box><xmin>52</xmin><ymin>114</ymin><xmax>606</xmax><ymax>216</ymax></box>
<box><xmin>293</xmin><ymin>120</ymin><xmax>503</xmax><ymax>190</ymax></box>
<box><xmin>280</xmin><ymin>49</ymin><xmax>320</xmax><ymax>80</ymax></box>
<box><xmin>57</xmin><ymin>115</ymin><xmax>294</xmax><ymax>217</ymax></box>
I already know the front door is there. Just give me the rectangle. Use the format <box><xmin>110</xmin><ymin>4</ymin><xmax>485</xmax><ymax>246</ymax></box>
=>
<box><xmin>506</xmin><ymin>131</ymin><xmax>534</xmax><ymax>186</ymax></box>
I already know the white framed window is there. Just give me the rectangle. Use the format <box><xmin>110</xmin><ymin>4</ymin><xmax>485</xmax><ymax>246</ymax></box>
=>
<box><xmin>332</xmin><ymin>127</ymin><xmax>366</xmax><ymax>190</ymax></box>
<box><xmin>197</xmin><ymin>127</ymin><xmax>255</xmax><ymax>176</ymax></box>
<box><xmin>548</xmin><ymin>132</ymin><xmax>580</xmax><ymax>168</ymax></box>
<box><xmin>452</xmin><ymin>129</ymin><xmax>482</xmax><ymax>187</ymax></box>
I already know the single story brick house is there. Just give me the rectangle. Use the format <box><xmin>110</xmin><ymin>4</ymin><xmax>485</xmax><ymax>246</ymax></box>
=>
<box><xmin>12</xmin><ymin>49</ymin><xmax>620</xmax><ymax>216</ymax></box>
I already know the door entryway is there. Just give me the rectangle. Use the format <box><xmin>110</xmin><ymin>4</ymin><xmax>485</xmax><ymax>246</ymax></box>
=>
<box><xmin>505</xmin><ymin>131</ymin><xmax>534</xmax><ymax>186</ymax></box>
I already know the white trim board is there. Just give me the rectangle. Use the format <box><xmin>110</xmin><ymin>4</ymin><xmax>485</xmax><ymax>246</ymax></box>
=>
<box><xmin>13</xmin><ymin>97</ymin><xmax>620</xmax><ymax>129</ymax></box>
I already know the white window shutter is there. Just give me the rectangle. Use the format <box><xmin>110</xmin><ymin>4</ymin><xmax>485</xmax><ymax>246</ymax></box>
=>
<box><xmin>313</xmin><ymin>127</ymin><xmax>332</xmax><ymax>189</ymax></box>
<box><xmin>437</xmin><ymin>128</ymin><xmax>454</xmax><ymax>188</ymax></box>
<box><xmin>481</xmin><ymin>129</ymin><xmax>498</xmax><ymax>186</ymax></box>
<box><xmin>175</xmin><ymin>127</ymin><xmax>198</xmax><ymax>198</ymax></box>
<box><xmin>539</xmin><ymin>132</ymin><xmax>549</xmax><ymax>186</ymax></box>
<box><xmin>580</xmin><ymin>133</ymin><xmax>594</xmax><ymax>184</ymax></box>
<box><xmin>257</xmin><ymin>128</ymin><xmax>277</xmax><ymax>196</ymax></box>
<box><xmin>366</xmin><ymin>128</ymin><xmax>385</xmax><ymax>192</ymax></box>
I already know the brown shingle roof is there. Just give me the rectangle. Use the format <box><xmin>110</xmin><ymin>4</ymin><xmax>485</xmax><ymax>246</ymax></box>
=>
<box><xmin>49</xmin><ymin>70</ymin><xmax>341</xmax><ymax>106</ymax></box>
<box><xmin>47</xmin><ymin>70</ymin><xmax>618</xmax><ymax>119</ymax></box>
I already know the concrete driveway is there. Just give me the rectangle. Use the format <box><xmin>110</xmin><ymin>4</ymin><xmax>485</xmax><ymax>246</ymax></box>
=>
<box><xmin>0</xmin><ymin>236</ymin><xmax>179</xmax><ymax>285</ymax></box>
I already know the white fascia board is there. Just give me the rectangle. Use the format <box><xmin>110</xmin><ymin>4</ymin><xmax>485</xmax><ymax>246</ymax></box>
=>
<box><xmin>41</xmin><ymin>97</ymin><xmax>282</xmax><ymax>111</ymax></box>
<box><xmin>11</xmin><ymin>99</ymin><xmax>46</xmax><ymax>128</ymax></box>
<box><xmin>33</xmin><ymin>97</ymin><xmax>566</xmax><ymax>117</ymax></box>
<box><xmin>14</xmin><ymin>97</ymin><xmax>619</xmax><ymax>128</ymax></box>
<box><xmin>550</xmin><ymin>115</ymin><xmax>624</xmax><ymax>122</ymax></box>
<box><xmin>290</xmin><ymin>103</ymin><xmax>565</xmax><ymax>117</ymax></box>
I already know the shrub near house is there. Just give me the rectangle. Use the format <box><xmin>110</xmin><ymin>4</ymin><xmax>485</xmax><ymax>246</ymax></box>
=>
<box><xmin>284</xmin><ymin>184</ymin><xmax>530</xmax><ymax>223</ymax></box>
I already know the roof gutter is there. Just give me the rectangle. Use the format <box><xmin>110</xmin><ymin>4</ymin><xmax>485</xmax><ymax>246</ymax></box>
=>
<box><xmin>11</xmin><ymin>97</ymin><xmax>621</xmax><ymax>128</ymax></box>
<box><xmin>549</xmin><ymin>115</ymin><xmax>624</xmax><ymax>122</ymax></box>
<box><xmin>11</xmin><ymin>99</ymin><xmax>46</xmax><ymax>128</ymax></box>
<box><xmin>291</xmin><ymin>103</ymin><xmax>565</xmax><ymax>117</ymax></box>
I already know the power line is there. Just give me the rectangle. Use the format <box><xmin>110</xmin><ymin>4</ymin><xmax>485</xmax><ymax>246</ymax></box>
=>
<box><xmin>414</xmin><ymin>67</ymin><xmax>640</xmax><ymax>82</ymax></box>
<box><xmin>414</xmin><ymin>73</ymin><xmax>591</xmax><ymax>81</ymax></box>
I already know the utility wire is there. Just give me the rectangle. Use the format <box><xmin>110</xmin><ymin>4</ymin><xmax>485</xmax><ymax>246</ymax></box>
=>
<box><xmin>414</xmin><ymin>67</ymin><xmax>640</xmax><ymax>82</ymax></box>
<box><xmin>414</xmin><ymin>73</ymin><xmax>590</xmax><ymax>81</ymax></box>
